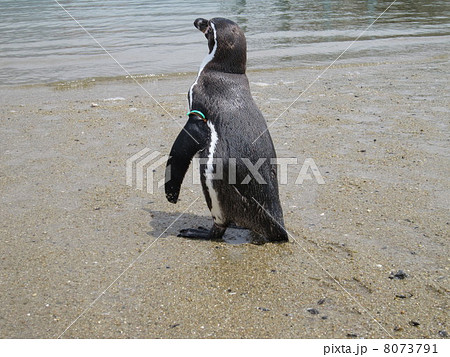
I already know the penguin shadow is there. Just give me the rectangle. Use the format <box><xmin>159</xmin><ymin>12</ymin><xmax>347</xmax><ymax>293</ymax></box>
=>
<box><xmin>143</xmin><ymin>208</ymin><xmax>253</xmax><ymax>245</ymax></box>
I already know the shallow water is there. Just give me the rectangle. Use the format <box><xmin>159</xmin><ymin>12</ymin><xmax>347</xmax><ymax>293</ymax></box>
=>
<box><xmin>0</xmin><ymin>0</ymin><xmax>449</xmax><ymax>84</ymax></box>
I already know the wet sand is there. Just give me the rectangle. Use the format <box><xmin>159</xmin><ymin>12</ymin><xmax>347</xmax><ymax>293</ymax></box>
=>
<box><xmin>0</xmin><ymin>51</ymin><xmax>449</xmax><ymax>338</ymax></box>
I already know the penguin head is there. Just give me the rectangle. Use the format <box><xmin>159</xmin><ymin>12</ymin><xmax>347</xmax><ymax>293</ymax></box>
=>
<box><xmin>194</xmin><ymin>17</ymin><xmax>247</xmax><ymax>74</ymax></box>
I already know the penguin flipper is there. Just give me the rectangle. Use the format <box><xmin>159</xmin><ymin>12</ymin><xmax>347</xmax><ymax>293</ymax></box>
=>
<box><xmin>165</xmin><ymin>116</ymin><xmax>209</xmax><ymax>203</ymax></box>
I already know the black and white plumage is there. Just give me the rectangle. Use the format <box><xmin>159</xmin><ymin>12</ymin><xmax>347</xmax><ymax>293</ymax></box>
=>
<box><xmin>165</xmin><ymin>17</ymin><xmax>288</xmax><ymax>243</ymax></box>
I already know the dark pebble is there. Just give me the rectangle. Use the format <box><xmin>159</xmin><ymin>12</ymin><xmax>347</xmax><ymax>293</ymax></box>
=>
<box><xmin>321</xmin><ymin>316</ymin><xmax>328</xmax><ymax>320</ymax></box>
<box><xmin>317</xmin><ymin>298</ymin><xmax>326</xmax><ymax>305</ymax></box>
<box><xmin>169</xmin><ymin>323</ymin><xmax>180</xmax><ymax>328</ymax></box>
<box><xmin>409</xmin><ymin>320</ymin><xmax>420</xmax><ymax>327</ymax></box>
<box><xmin>438</xmin><ymin>330</ymin><xmax>448</xmax><ymax>338</ymax></box>
<box><xmin>257</xmin><ymin>307</ymin><xmax>270</xmax><ymax>312</ymax></box>
<box><xmin>395</xmin><ymin>293</ymin><xmax>413</xmax><ymax>299</ymax></box>
<box><xmin>393</xmin><ymin>326</ymin><xmax>403</xmax><ymax>332</ymax></box>
<box><xmin>347</xmin><ymin>333</ymin><xmax>358</xmax><ymax>338</ymax></box>
<box><xmin>389</xmin><ymin>270</ymin><xmax>408</xmax><ymax>279</ymax></box>
<box><xmin>306</xmin><ymin>308</ymin><xmax>320</xmax><ymax>315</ymax></box>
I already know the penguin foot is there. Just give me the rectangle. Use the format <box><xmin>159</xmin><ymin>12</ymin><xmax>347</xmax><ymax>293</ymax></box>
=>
<box><xmin>228</xmin><ymin>223</ymin><xmax>247</xmax><ymax>230</ymax></box>
<box><xmin>178</xmin><ymin>226</ymin><xmax>214</xmax><ymax>240</ymax></box>
<box><xmin>177</xmin><ymin>224</ymin><xmax>226</xmax><ymax>241</ymax></box>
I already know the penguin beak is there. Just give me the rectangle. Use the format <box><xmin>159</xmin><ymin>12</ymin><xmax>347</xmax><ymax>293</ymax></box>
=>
<box><xmin>194</xmin><ymin>18</ymin><xmax>209</xmax><ymax>34</ymax></box>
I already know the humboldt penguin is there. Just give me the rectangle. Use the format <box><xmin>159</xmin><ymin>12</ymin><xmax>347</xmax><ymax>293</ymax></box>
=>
<box><xmin>165</xmin><ymin>17</ymin><xmax>288</xmax><ymax>243</ymax></box>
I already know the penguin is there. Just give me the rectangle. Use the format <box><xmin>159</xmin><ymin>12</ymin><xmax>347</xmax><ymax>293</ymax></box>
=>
<box><xmin>165</xmin><ymin>17</ymin><xmax>288</xmax><ymax>243</ymax></box>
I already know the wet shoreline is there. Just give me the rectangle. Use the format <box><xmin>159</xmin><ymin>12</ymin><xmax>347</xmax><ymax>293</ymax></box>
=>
<box><xmin>0</xmin><ymin>51</ymin><xmax>448</xmax><ymax>338</ymax></box>
<box><xmin>2</xmin><ymin>0</ymin><xmax>450</xmax><ymax>85</ymax></box>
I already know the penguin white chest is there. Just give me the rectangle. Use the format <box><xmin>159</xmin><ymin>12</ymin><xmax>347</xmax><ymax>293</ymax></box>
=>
<box><xmin>205</xmin><ymin>121</ymin><xmax>225</xmax><ymax>225</ymax></box>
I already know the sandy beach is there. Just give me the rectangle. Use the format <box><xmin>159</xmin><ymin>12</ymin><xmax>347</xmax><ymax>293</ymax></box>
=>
<box><xmin>0</xmin><ymin>48</ymin><xmax>449</xmax><ymax>338</ymax></box>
